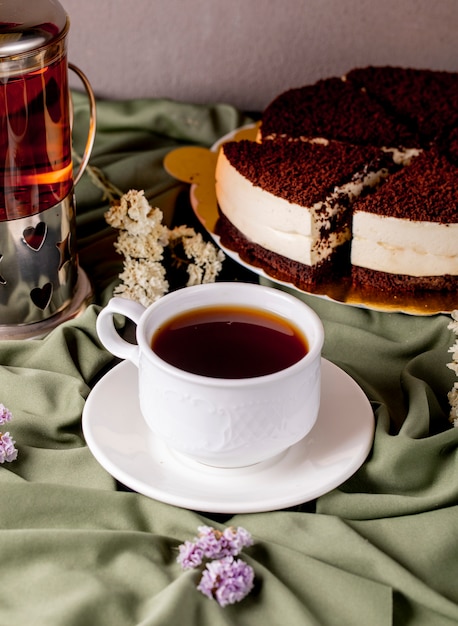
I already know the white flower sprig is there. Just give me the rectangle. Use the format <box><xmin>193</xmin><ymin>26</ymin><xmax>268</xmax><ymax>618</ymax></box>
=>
<box><xmin>447</xmin><ymin>310</ymin><xmax>458</xmax><ymax>427</ymax></box>
<box><xmin>105</xmin><ymin>190</ymin><xmax>225</xmax><ymax>307</ymax></box>
<box><xmin>0</xmin><ymin>404</ymin><xmax>18</xmax><ymax>463</ymax></box>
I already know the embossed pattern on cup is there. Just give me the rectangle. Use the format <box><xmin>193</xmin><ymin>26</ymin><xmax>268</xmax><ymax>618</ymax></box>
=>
<box><xmin>139</xmin><ymin>356</ymin><xmax>321</xmax><ymax>465</ymax></box>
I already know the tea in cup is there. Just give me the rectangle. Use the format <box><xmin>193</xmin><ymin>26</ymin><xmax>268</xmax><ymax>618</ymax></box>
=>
<box><xmin>96</xmin><ymin>282</ymin><xmax>324</xmax><ymax>468</ymax></box>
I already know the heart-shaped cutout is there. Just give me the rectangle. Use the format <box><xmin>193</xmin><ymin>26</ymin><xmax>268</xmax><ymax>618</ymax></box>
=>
<box><xmin>30</xmin><ymin>282</ymin><xmax>53</xmax><ymax>310</ymax></box>
<box><xmin>56</xmin><ymin>233</ymin><xmax>71</xmax><ymax>270</ymax></box>
<box><xmin>0</xmin><ymin>254</ymin><xmax>6</xmax><ymax>285</ymax></box>
<box><xmin>23</xmin><ymin>222</ymin><xmax>47</xmax><ymax>251</ymax></box>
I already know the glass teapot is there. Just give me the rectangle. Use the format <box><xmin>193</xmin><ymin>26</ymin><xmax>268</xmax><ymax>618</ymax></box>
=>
<box><xmin>0</xmin><ymin>0</ymin><xmax>96</xmax><ymax>337</ymax></box>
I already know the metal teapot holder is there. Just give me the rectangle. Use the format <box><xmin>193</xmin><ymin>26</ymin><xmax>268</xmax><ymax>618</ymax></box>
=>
<box><xmin>0</xmin><ymin>2</ymin><xmax>96</xmax><ymax>339</ymax></box>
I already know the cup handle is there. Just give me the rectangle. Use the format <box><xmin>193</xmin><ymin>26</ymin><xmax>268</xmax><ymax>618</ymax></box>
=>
<box><xmin>96</xmin><ymin>297</ymin><xmax>146</xmax><ymax>366</ymax></box>
<box><xmin>68</xmin><ymin>63</ymin><xmax>97</xmax><ymax>186</ymax></box>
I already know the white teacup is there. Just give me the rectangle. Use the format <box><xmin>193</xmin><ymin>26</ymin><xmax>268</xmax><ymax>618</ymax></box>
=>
<box><xmin>96</xmin><ymin>282</ymin><xmax>324</xmax><ymax>468</ymax></box>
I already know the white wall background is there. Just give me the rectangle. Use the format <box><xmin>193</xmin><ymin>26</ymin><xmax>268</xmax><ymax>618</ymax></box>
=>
<box><xmin>63</xmin><ymin>0</ymin><xmax>458</xmax><ymax>111</ymax></box>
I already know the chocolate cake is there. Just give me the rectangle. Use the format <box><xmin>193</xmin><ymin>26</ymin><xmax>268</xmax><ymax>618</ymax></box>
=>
<box><xmin>352</xmin><ymin>147</ymin><xmax>458</xmax><ymax>293</ymax></box>
<box><xmin>215</xmin><ymin>67</ymin><xmax>458</xmax><ymax>299</ymax></box>
<box><xmin>216</xmin><ymin>137</ymin><xmax>397</xmax><ymax>289</ymax></box>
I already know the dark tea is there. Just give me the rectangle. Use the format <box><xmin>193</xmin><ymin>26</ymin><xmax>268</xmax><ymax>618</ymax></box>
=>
<box><xmin>151</xmin><ymin>305</ymin><xmax>308</xmax><ymax>378</ymax></box>
<box><xmin>0</xmin><ymin>54</ymin><xmax>73</xmax><ymax>220</ymax></box>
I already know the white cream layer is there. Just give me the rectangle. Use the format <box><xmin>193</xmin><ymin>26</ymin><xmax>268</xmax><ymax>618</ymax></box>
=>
<box><xmin>352</xmin><ymin>211</ymin><xmax>458</xmax><ymax>276</ymax></box>
<box><xmin>215</xmin><ymin>151</ymin><xmax>385</xmax><ymax>267</ymax></box>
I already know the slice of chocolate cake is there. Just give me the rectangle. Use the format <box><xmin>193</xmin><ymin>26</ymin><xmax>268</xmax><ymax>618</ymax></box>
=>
<box><xmin>215</xmin><ymin>137</ymin><xmax>398</xmax><ymax>290</ymax></box>
<box><xmin>259</xmin><ymin>77</ymin><xmax>419</xmax><ymax>149</ymax></box>
<box><xmin>346</xmin><ymin>66</ymin><xmax>458</xmax><ymax>146</ymax></box>
<box><xmin>351</xmin><ymin>147</ymin><xmax>458</xmax><ymax>293</ymax></box>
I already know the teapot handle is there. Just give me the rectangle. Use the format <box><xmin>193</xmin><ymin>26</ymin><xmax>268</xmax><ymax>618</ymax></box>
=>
<box><xmin>68</xmin><ymin>63</ymin><xmax>97</xmax><ymax>186</ymax></box>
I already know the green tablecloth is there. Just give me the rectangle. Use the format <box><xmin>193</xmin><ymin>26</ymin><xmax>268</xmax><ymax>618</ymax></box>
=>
<box><xmin>0</xmin><ymin>92</ymin><xmax>457</xmax><ymax>626</ymax></box>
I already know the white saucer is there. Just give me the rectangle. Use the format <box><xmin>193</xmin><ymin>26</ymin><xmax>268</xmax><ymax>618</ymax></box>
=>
<box><xmin>82</xmin><ymin>359</ymin><xmax>374</xmax><ymax>513</ymax></box>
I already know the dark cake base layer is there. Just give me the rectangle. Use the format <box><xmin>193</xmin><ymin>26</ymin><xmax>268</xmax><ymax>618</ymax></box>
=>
<box><xmin>215</xmin><ymin>212</ymin><xmax>350</xmax><ymax>292</ymax></box>
<box><xmin>214</xmin><ymin>212</ymin><xmax>456</xmax><ymax>313</ymax></box>
<box><xmin>215</xmin><ymin>212</ymin><xmax>458</xmax><ymax>311</ymax></box>
<box><xmin>352</xmin><ymin>265</ymin><xmax>458</xmax><ymax>294</ymax></box>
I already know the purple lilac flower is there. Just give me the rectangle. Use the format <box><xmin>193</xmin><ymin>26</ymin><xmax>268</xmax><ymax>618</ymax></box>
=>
<box><xmin>177</xmin><ymin>540</ymin><xmax>204</xmax><ymax>570</ymax></box>
<box><xmin>0</xmin><ymin>432</ymin><xmax>18</xmax><ymax>463</ymax></box>
<box><xmin>0</xmin><ymin>404</ymin><xmax>12</xmax><ymax>426</ymax></box>
<box><xmin>177</xmin><ymin>525</ymin><xmax>255</xmax><ymax>606</ymax></box>
<box><xmin>177</xmin><ymin>526</ymin><xmax>253</xmax><ymax>568</ymax></box>
<box><xmin>195</xmin><ymin>526</ymin><xmax>222</xmax><ymax>558</ymax></box>
<box><xmin>196</xmin><ymin>525</ymin><xmax>254</xmax><ymax>560</ymax></box>
<box><xmin>197</xmin><ymin>556</ymin><xmax>255</xmax><ymax>607</ymax></box>
<box><xmin>222</xmin><ymin>526</ymin><xmax>253</xmax><ymax>554</ymax></box>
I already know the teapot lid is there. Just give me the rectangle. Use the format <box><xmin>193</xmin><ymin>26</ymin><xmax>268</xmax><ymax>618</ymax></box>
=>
<box><xmin>0</xmin><ymin>0</ymin><xmax>68</xmax><ymax>58</ymax></box>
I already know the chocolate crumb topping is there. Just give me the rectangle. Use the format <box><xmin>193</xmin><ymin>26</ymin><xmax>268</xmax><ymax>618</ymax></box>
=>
<box><xmin>346</xmin><ymin>66</ymin><xmax>458</xmax><ymax>145</ymax></box>
<box><xmin>260</xmin><ymin>77</ymin><xmax>419</xmax><ymax>148</ymax></box>
<box><xmin>354</xmin><ymin>148</ymin><xmax>458</xmax><ymax>222</ymax></box>
<box><xmin>222</xmin><ymin>139</ymin><xmax>394</xmax><ymax>206</ymax></box>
